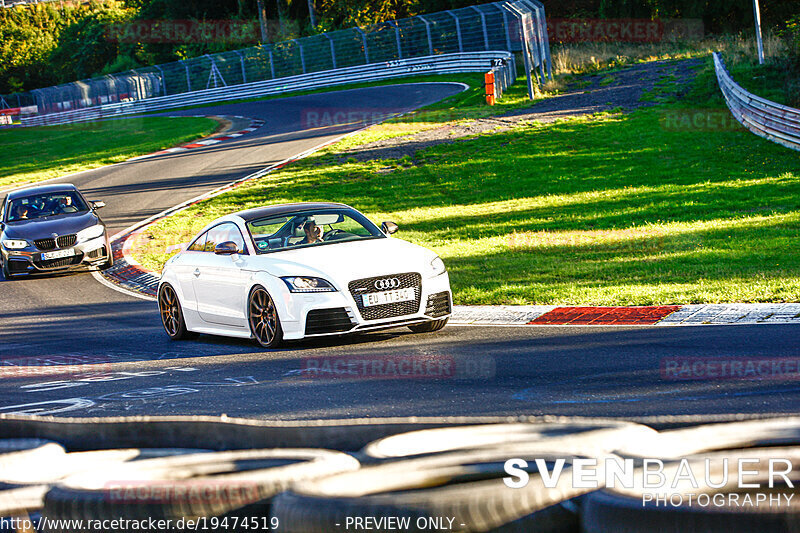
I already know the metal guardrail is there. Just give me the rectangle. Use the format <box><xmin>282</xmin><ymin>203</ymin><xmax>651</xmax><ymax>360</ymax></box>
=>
<box><xmin>21</xmin><ymin>52</ymin><xmax>516</xmax><ymax>127</ymax></box>
<box><xmin>713</xmin><ymin>52</ymin><xmax>800</xmax><ymax>152</ymax></box>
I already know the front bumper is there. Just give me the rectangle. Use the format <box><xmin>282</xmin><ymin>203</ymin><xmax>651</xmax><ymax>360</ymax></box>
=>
<box><xmin>280</xmin><ymin>272</ymin><xmax>452</xmax><ymax>340</ymax></box>
<box><xmin>2</xmin><ymin>235</ymin><xmax>111</xmax><ymax>276</ymax></box>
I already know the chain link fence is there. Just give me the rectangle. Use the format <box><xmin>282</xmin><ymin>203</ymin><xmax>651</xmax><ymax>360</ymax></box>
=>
<box><xmin>1</xmin><ymin>0</ymin><xmax>550</xmax><ymax>122</ymax></box>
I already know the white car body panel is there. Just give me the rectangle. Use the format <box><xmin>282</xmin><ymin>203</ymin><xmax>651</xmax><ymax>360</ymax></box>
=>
<box><xmin>159</xmin><ymin>206</ymin><xmax>452</xmax><ymax>344</ymax></box>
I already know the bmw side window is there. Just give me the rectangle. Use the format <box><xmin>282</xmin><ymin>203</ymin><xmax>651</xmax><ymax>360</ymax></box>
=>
<box><xmin>188</xmin><ymin>232</ymin><xmax>208</xmax><ymax>252</ymax></box>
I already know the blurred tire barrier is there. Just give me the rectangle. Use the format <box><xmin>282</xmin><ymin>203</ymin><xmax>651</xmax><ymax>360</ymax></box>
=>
<box><xmin>361</xmin><ymin>420</ymin><xmax>657</xmax><ymax>462</ymax></box>
<box><xmin>43</xmin><ymin>449</ymin><xmax>359</xmax><ymax>531</ymax></box>
<box><xmin>1</xmin><ymin>415</ymin><xmax>800</xmax><ymax>531</ymax></box>
<box><xmin>0</xmin><ymin>448</ymin><xmax>208</xmax><ymax>518</ymax></box>
<box><xmin>582</xmin><ymin>448</ymin><xmax>800</xmax><ymax>533</ymax></box>
<box><xmin>273</xmin><ymin>449</ymin><xmax>612</xmax><ymax>533</ymax></box>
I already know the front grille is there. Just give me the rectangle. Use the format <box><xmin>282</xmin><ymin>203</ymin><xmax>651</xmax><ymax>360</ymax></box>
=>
<box><xmin>349</xmin><ymin>272</ymin><xmax>422</xmax><ymax>321</ymax></box>
<box><xmin>57</xmin><ymin>234</ymin><xmax>77</xmax><ymax>247</ymax></box>
<box><xmin>425</xmin><ymin>291</ymin><xmax>452</xmax><ymax>318</ymax></box>
<box><xmin>305</xmin><ymin>308</ymin><xmax>355</xmax><ymax>335</ymax></box>
<box><xmin>35</xmin><ymin>255</ymin><xmax>82</xmax><ymax>269</ymax></box>
<box><xmin>34</xmin><ymin>234</ymin><xmax>76</xmax><ymax>251</ymax></box>
<box><xmin>34</xmin><ymin>238</ymin><xmax>55</xmax><ymax>251</ymax></box>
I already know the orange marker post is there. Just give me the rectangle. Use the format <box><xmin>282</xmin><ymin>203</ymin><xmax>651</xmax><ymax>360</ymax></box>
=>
<box><xmin>484</xmin><ymin>71</ymin><xmax>496</xmax><ymax>105</ymax></box>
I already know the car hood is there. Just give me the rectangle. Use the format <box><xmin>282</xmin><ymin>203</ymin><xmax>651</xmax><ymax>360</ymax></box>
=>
<box><xmin>2</xmin><ymin>212</ymin><xmax>100</xmax><ymax>240</ymax></box>
<box><xmin>250</xmin><ymin>237</ymin><xmax>439</xmax><ymax>283</ymax></box>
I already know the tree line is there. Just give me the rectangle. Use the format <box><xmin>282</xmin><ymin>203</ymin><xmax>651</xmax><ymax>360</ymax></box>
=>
<box><xmin>1</xmin><ymin>0</ymin><xmax>798</xmax><ymax>95</ymax></box>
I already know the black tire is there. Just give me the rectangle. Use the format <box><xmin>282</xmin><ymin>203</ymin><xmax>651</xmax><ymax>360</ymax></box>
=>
<box><xmin>361</xmin><ymin>420</ymin><xmax>657</xmax><ymax>461</ymax></box>
<box><xmin>0</xmin><ymin>448</ymin><xmax>207</xmax><ymax>517</ymax></box>
<box><xmin>2</xmin><ymin>259</ymin><xmax>11</xmax><ymax>280</ymax></box>
<box><xmin>272</xmin><ymin>449</ymin><xmax>594</xmax><ymax>533</ymax></box>
<box><xmin>582</xmin><ymin>447</ymin><xmax>800</xmax><ymax>533</ymax></box>
<box><xmin>158</xmin><ymin>284</ymin><xmax>195</xmax><ymax>340</ymax></box>
<box><xmin>43</xmin><ymin>449</ymin><xmax>359</xmax><ymax>532</ymax></box>
<box><xmin>248</xmin><ymin>286</ymin><xmax>283</xmax><ymax>348</ymax></box>
<box><xmin>98</xmin><ymin>252</ymin><xmax>114</xmax><ymax>270</ymax></box>
<box><xmin>408</xmin><ymin>317</ymin><xmax>448</xmax><ymax>333</ymax></box>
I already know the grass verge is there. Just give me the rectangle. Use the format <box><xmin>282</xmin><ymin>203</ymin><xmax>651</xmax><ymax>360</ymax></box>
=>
<box><xmin>132</xmin><ymin>55</ymin><xmax>800</xmax><ymax>305</ymax></box>
<box><xmin>0</xmin><ymin>116</ymin><xmax>218</xmax><ymax>190</ymax></box>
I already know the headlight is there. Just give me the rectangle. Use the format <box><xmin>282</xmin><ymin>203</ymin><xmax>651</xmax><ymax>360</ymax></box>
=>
<box><xmin>281</xmin><ymin>276</ymin><xmax>337</xmax><ymax>293</ymax></box>
<box><xmin>430</xmin><ymin>256</ymin><xmax>446</xmax><ymax>276</ymax></box>
<box><xmin>2</xmin><ymin>240</ymin><xmax>28</xmax><ymax>250</ymax></box>
<box><xmin>76</xmin><ymin>224</ymin><xmax>105</xmax><ymax>243</ymax></box>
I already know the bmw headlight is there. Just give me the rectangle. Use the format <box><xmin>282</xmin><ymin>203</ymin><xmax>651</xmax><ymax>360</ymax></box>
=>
<box><xmin>281</xmin><ymin>276</ymin><xmax>337</xmax><ymax>293</ymax></box>
<box><xmin>76</xmin><ymin>224</ymin><xmax>105</xmax><ymax>243</ymax></box>
<box><xmin>430</xmin><ymin>256</ymin><xmax>446</xmax><ymax>276</ymax></box>
<box><xmin>2</xmin><ymin>240</ymin><xmax>28</xmax><ymax>250</ymax></box>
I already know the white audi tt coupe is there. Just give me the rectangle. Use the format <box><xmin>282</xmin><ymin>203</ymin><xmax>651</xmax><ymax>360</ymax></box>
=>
<box><xmin>158</xmin><ymin>202</ymin><xmax>452</xmax><ymax>347</ymax></box>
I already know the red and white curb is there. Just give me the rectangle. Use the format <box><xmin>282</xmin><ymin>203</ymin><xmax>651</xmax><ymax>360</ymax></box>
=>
<box><xmin>128</xmin><ymin>115</ymin><xmax>264</xmax><ymax>161</ymax></box>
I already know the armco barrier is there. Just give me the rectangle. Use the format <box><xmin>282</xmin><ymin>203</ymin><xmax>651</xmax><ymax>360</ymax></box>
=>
<box><xmin>713</xmin><ymin>52</ymin><xmax>800</xmax><ymax>152</ymax></box>
<box><xmin>22</xmin><ymin>52</ymin><xmax>515</xmax><ymax>127</ymax></box>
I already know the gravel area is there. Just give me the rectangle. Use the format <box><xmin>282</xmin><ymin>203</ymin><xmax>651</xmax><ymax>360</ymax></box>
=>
<box><xmin>341</xmin><ymin>58</ymin><xmax>704</xmax><ymax>162</ymax></box>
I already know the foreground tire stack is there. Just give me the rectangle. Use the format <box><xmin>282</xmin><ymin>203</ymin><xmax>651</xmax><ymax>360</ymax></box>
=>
<box><xmin>2</xmin><ymin>417</ymin><xmax>800</xmax><ymax>531</ymax></box>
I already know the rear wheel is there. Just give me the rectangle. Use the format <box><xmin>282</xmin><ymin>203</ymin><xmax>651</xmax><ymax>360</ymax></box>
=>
<box><xmin>248</xmin><ymin>286</ymin><xmax>283</xmax><ymax>348</ymax></box>
<box><xmin>158</xmin><ymin>284</ymin><xmax>195</xmax><ymax>340</ymax></box>
<box><xmin>408</xmin><ymin>317</ymin><xmax>448</xmax><ymax>333</ymax></box>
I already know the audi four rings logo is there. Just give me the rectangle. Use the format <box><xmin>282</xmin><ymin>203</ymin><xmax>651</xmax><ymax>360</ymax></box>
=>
<box><xmin>374</xmin><ymin>278</ymin><xmax>400</xmax><ymax>290</ymax></box>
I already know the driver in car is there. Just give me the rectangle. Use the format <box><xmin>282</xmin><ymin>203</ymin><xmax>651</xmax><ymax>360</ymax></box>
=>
<box><xmin>298</xmin><ymin>219</ymin><xmax>323</xmax><ymax>245</ymax></box>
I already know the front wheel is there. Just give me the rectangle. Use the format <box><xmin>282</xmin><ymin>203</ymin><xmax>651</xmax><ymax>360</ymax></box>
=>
<box><xmin>158</xmin><ymin>284</ymin><xmax>195</xmax><ymax>340</ymax></box>
<box><xmin>248</xmin><ymin>286</ymin><xmax>283</xmax><ymax>348</ymax></box>
<box><xmin>2</xmin><ymin>259</ymin><xmax>12</xmax><ymax>280</ymax></box>
<box><xmin>408</xmin><ymin>317</ymin><xmax>449</xmax><ymax>333</ymax></box>
<box><xmin>99</xmin><ymin>251</ymin><xmax>114</xmax><ymax>270</ymax></box>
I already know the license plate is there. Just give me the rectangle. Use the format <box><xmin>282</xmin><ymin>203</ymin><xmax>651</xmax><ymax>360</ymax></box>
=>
<box><xmin>362</xmin><ymin>287</ymin><xmax>415</xmax><ymax>307</ymax></box>
<box><xmin>42</xmin><ymin>248</ymin><xmax>75</xmax><ymax>260</ymax></box>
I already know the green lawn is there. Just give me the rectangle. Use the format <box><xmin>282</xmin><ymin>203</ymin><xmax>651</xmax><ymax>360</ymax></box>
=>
<box><xmin>132</xmin><ymin>56</ymin><xmax>800</xmax><ymax>305</ymax></box>
<box><xmin>0</xmin><ymin>117</ymin><xmax>218</xmax><ymax>190</ymax></box>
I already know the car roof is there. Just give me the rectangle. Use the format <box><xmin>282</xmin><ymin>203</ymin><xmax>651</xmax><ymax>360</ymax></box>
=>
<box><xmin>6</xmin><ymin>183</ymin><xmax>78</xmax><ymax>201</ymax></box>
<box><xmin>235</xmin><ymin>202</ymin><xmax>352</xmax><ymax>222</ymax></box>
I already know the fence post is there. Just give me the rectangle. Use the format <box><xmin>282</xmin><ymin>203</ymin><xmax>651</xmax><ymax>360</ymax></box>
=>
<box><xmin>233</xmin><ymin>50</ymin><xmax>247</xmax><ymax>84</ymax></box>
<box><xmin>493</xmin><ymin>4</ymin><xmax>512</xmax><ymax>52</ymax></box>
<box><xmin>294</xmin><ymin>39</ymin><xmax>306</xmax><ymax>73</ymax></box>
<box><xmin>153</xmin><ymin>65</ymin><xmax>167</xmax><ymax>96</ymax></box>
<box><xmin>356</xmin><ymin>27</ymin><xmax>369</xmax><ymax>64</ymax></box>
<box><xmin>417</xmin><ymin>15</ymin><xmax>434</xmax><ymax>55</ymax></box>
<box><xmin>181</xmin><ymin>60</ymin><xmax>191</xmax><ymax>93</ymax></box>
<box><xmin>390</xmin><ymin>21</ymin><xmax>402</xmax><ymax>59</ymax></box>
<box><xmin>447</xmin><ymin>11</ymin><xmax>463</xmax><ymax>53</ymax></box>
<box><xmin>262</xmin><ymin>45</ymin><xmax>276</xmax><ymax>79</ymax></box>
<box><xmin>470</xmin><ymin>6</ymin><xmax>490</xmax><ymax>50</ymax></box>
<box><xmin>325</xmin><ymin>33</ymin><xmax>337</xmax><ymax>69</ymax></box>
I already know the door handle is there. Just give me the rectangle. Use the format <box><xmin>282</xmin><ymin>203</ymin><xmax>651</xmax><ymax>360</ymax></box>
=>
<box><xmin>193</xmin><ymin>268</ymin><xmax>201</xmax><ymax>277</ymax></box>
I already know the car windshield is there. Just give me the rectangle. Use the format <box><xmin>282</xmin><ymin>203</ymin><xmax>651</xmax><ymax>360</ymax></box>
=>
<box><xmin>5</xmin><ymin>192</ymin><xmax>89</xmax><ymax>222</ymax></box>
<box><xmin>246</xmin><ymin>209</ymin><xmax>384</xmax><ymax>253</ymax></box>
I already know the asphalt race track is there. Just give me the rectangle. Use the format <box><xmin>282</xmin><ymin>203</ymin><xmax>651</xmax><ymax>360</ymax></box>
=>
<box><xmin>1</xmin><ymin>83</ymin><xmax>799</xmax><ymax>420</ymax></box>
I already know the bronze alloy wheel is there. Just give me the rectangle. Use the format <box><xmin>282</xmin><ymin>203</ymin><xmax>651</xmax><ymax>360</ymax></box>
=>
<box><xmin>249</xmin><ymin>286</ymin><xmax>282</xmax><ymax>348</ymax></box>
<box><xmin>158</xmin><ymin>284</ymin><xmax>193</xmax><ymax>340</ymax></box>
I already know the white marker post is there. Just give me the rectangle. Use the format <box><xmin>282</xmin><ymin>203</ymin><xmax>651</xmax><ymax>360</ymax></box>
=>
<box><xmin>753</xmin><ymin>0</ymin><xmax>765</xmax><ymax>64</ymax></box>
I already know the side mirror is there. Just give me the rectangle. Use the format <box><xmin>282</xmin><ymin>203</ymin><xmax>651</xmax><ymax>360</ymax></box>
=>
<box><xmin>381</xmin><ymin>221</ymin><xmax>399</xmax><ymax>235</ymax></box>
<box><xmin>214</xmin><ymin>241</ymin><xmax>240</xmax><ymax>255</ymax></box>
<box><xmin>91</xmin><ymin>201</ymin><xmax>106</xmax><ymax>210</ymax></box>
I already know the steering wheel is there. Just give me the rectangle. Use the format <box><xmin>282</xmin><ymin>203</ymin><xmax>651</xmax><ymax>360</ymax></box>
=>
<box><xmin>322</xmin><ymin>229</ymin><xmax>345</xmax><ymax>241</ymax></box>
